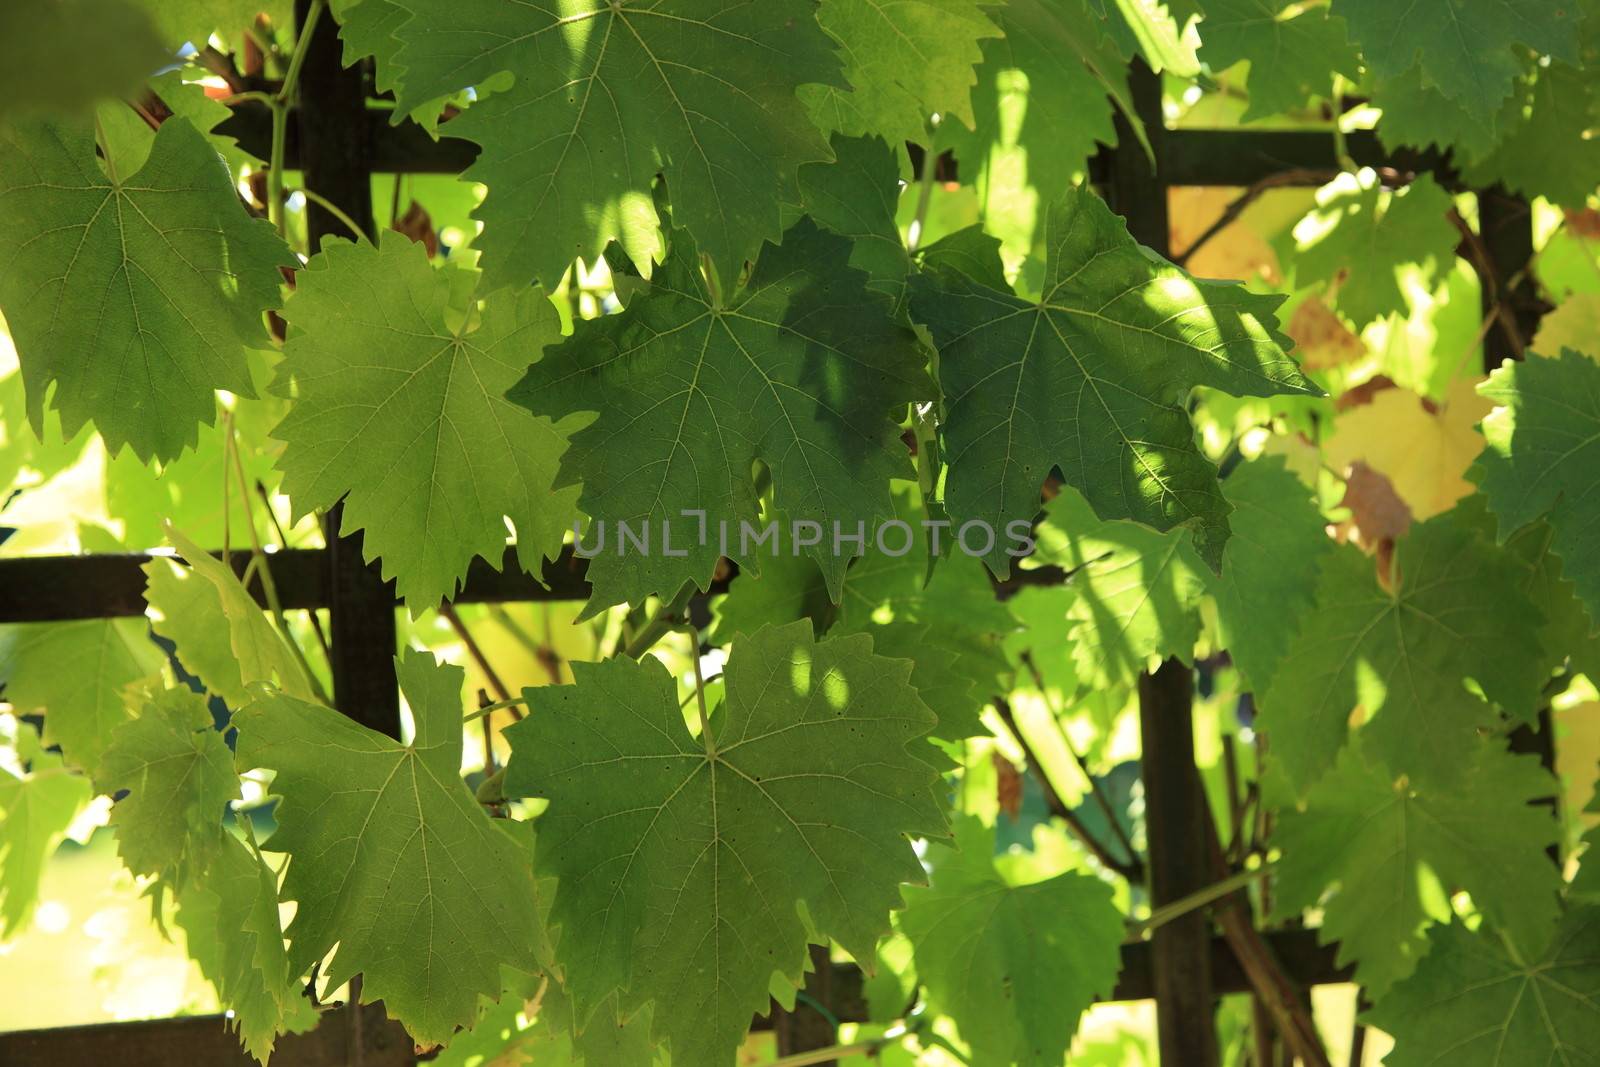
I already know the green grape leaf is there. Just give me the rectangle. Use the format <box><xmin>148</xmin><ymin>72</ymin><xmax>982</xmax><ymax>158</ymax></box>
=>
<box><xmin>1030</xmin><ymin>486</ymin><xmax>1210</xmax><ymax>689</ymax></box>
<box><xmin>1210</xmin><ymin>457</ymin><xmax>1331</xmax><ymax>694</ymax></box>
<box><xmin>0</xmin><ymin>0</ymin><xmax>168</xmax><ymax>118</ymax></box>
<box><xmin>1364</xmin><ymin>909</ymin><xmax>1600</xmax><ymax>1064</ymax></box>
<box><xmin>1272</xmin><ymin>738</ymin><xmax>1561</xmax><ymax>997</ymax></box>
<box><xmin>1372</xmin><ymin>66</ymin><xmax>1510</xmax><ymax>164</ymax></box>
<box><xmin>1257</xmin><ymin>514</ymin><xmax>1547</xmax><ymax>790</ymax></box>
<box><xmin>0</xmin><ymin>117</ymin><xmax>292</xmax><ymax>462</ymax></box>
<box><xmin>509</xmin><ymin>220</ymin><xmax>926</xmax><ymax>615</ymax></box>
<box><xmin>899</xmin><ymin>816</ymin><xmax>1124</xmax><ymax>1066</ymax></box>
<box><xmin>0</xmin><ymin>618</ymin><xmax>165</xmax><ymax>773</ymax></box>
<box><xmin>793</xmin><ymin>135</ymin><xmax>912</xmax><ymax>311</ymax></box>
<box><xmin>173</xmin><ymin>830</ymin><xmax>316</xmax><ymax>1062</ymax></box>
<box><xmin>799</xmin><ymin>0</ymin><xmax>1003</xmax><ymax>146</ymax></box>
<box><xmin>99</xmin><ymin>687</ymin><xmax>240</xmax><ymax>884</ymax></box>
<box><xmin>1476</xmin><ymin>349</ymin><xmax>1600</xmax><ymax>630</ymax></box>
<box><xmin>1290</xmin><ymin>171</ymin><xmax>1457</xmax><ymax>330</ymax></box>
<box><xmin>272</xmin><ymin>233</ymin><xmax>579</xmax><ymax>610</ymax></box>
<box><xmin>1331</xmin><ymin>0</ymin><xmax>1577</xmax><ymax>121</ymax></box>
<box><xmin>145</xmin><ymin>525</ymin><xmax>318</xmax><ymax>708</ymax></box>
<box><xmin>233</xmin><ymin>650</ymin><xmax>548</xmax><ymax>1046</ymax></box>
<box><xmin>0</xmin><ymin>718</ymin><xmax>93</xmax><ymax>938</ymax></box>
<box><xmin>385</xmin><ymin>0</ymin><xmax>844</xmax><ymax>289</ymax></box>
<box><xmin>917</xmin><ymin>223</ymin><xmax>1009</xmax><ymax>293</ymax></box>
<box><xmin>940</xmin><ymin>0</ymin><xmax>1143</xmax><ymax>201</ymax></box>
<box><xmin>1197</xmin><ymin>0</ymin><xmax>1361</xmax><ymax>122</ymax></box>
<box><xmin>910</xmin><ymin>185</ymin><xmax>1314</xmax><ymax>576</ymax></box>
<box><xmin>1466</xmin><ymin>63</ymin><xmax>1600</xmax><ymax>209</ymax></box>
<box><xmin>503</xmin><ymin>619</ymin><xmax>944</xmax><ymax>1066</ymax></box>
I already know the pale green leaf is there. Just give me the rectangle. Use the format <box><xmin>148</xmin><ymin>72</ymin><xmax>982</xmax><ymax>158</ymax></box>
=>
<box><xmin>1211</xmin><ymin>457</ymin><xmax>1331</xmax><ymax>694</ymax></box>
<box><xmin>504</xmin><ymin>620</ymin><xmax>944</xmax><ymax>1066</ymax></box>
<box><xmin>910</xmin><ymin>185</ymin><xmax>1314</xmax><ymax>575</ymax></box>
<box><xmin>272</xmin><ymin>233</ymin><xmax>580</xmax><ymax>609</ymax></box>
<box><xmin>1197</xmin><ymin>0</ymin><xmax>1361</xmax><ymax>122</ymax></box>
<box><xmin>1273</xmin><ymin>738</ymin><xmax>1561</xmax><ymax>997</ymax></box>
<box><xmin>0</xmin><ymin>117</ymin><xmax>293</xmax><ymax>462</ymax></box>
<box><xmin>1290</xmin><ymin>171</ymin><xmax>1458</xmax><ymax>330</ymax></box>
<box><xmin>385</xmin><ymin>0</ymin><xmax>845</xmax><ymax>288</ymax></box>
<box><xmin>1257</xmin><ymin>514</ymin><xmax>1547</xmax><ymax>790</ymax></box>
<box><xmin>233</xmin><ymin>650</ymin><xmax>548</xmax><ymax>1046</ymax></box>
<box><xmin>144</xmin><ymin>525</ymin><xmax>318</xmax><ymax>708</ymax></box>
<box><xmin>1030</xmin><ymin>486</ymin><xmax>1210</xmax><ymax>688</ymax></box>
<box><xmin>799</xmin><ymin>0</ymin><xmax>1003</xmax><ymax>146</ymax></box>
<box><xmin>0</xmin><ymin>617</ymin><xmax>165</xmax><ymax>773</ymax></box>
<box><xmin>99</xmin><ymin>686</ymin><xmax>240</xmax><ymax>883</ymax></box>
<box><xmin>0</xmin><ymin>718</ymin><xmax>93</xmax><ymax>938</ymax></box>
<box><xmin>899</xmin><ymin>816</ymin><xmax>1124</xmax><ymax>1066</ymax></box>
<box><xmin>509</xmin><ymin>220</ymin><xmax>926</xmax><ymax>614</ymax></box>
<box><xmin>1364</xmin><ymin>909</ymin><xmax>1600</xmax><ymax>1065</ymax></box>
<box><xmin>173</xmin><ymin>830</ymin><xmax>316</xmax><ymax>1062</ymax></box>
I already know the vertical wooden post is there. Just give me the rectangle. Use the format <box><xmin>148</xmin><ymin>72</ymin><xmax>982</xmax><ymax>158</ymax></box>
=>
<box><xmin>293</xmin><ymin>0</ymin><xmax>400</xmax><ymax>741</ymax></box>
<box><xmin>1111</xmin><ymin>61</ymin><xmax>1220</xmax><ymax>1066</ymax></box>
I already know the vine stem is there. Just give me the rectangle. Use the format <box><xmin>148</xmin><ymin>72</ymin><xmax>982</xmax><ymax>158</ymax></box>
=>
<box><xmin>267</xmin><ymin>0</ymin><xmax>326</xmax><ymax>236</ymax></box>
<box><xmin>678</xmin><ymin>623</ymin><xmax>714</xmax><ymax>757</ymax></box>
<box><xmin>298</xmin><ymin>188</ymin><xmax>371</xmax><ymax>243</ymax></box>
<box><xmin>623</xmin><ymin>580</ymin><xmax>698</xmax><ymax>659</ymax></box>
<box><xmin>906</xmin><ymin>132</ymin><xmax>939</xmax><ymax>253</ymax></box>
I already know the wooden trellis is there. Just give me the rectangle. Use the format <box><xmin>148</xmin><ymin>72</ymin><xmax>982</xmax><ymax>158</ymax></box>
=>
<box><xmin>0</xmin><ymin>5</ymin><xmax>1549</xmax><ymax>1064</ymax></box>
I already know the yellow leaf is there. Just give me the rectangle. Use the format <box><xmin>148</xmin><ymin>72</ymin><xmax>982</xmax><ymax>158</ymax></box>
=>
<box><xmin>1325</xmin><ymin>376</ymin><xmax>1492</xmax><ymax>519</ymax></box>
<box><xmin>1532</xmin><ymin>294</ymin><xmax>1600</xmax><ymax>357</ymax></box>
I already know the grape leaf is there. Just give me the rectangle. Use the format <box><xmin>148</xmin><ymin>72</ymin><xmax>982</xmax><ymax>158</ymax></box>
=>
<box><xmin>503</xmin><ymin>620</ymin><xmax>944</xmax><ymax>1066</ymax></box>
<box><xmin>1210</xmin><ymin>457</ymin><xmax>1331</xmax><ymax>694</ymax></box>
<box><xmin>799</xmin><ymin>0</ymin><xmax>1003</xmax><ymax>146</ymax></box>
<box><xmin>173</xmin><ymin>830</ymin><xmax>316</xmax><ymax>1062</ymax></box>
<box><xmin>1325</xmin><ymin>377</ymin><xmax>1494</xmax><ymax>521</ymax></box>
<box><xmin>1476</xmin><ymin>349</ymin><xmax>1600</xmax><ymax>630</ymax></box>
<box><xmin>0</xmin><ymin>117</ymin><xmax>293</xmax><ymax>462</ymax></box>
<box><xmin>0</xmin><ymin>618</ymin><xmax>165</xmax><ymax>773</ymax></box>
<box><xmin>1466</xmin><ymin>62</ymin><xmax>1600</xmax><ymax>209</ymax></box>
<box><xmin>509</xmin><ymin>219</ymin><xmax>926</xmax><ymax>615</ymax></box>
<box><xmin>1272</xmin><ymin>738</ymin><xmax>1561</xmax><ymax>997</ymax></box>
<box><xmin>899</xmin><ymin>816</ymin><xmax>1124</xmax><ymax>1067</ymax></box>
<box><xmin>233</xmin><ymin>650</ymin><xmax>548</xmax><ymax>1046</ymax></box>
<box><xmin>0</xmin><ymin>0</ymin><xmax>168</xmax><ymax>118</ymax></box>
<box><xmin>1257</xmin><ymin>514</ymin><xmax>1547</xmax><ymax>790</ymax></box>
<box><xmin>1372</xmin><ymin>66</ymin><xmax>1509</xmax><ymax>165</ymax></box>
<box><xmin>940</xmin><ymin>0</ymin><xmax>1143</xmax><ymax>198</ymax></box>
<box><xmin>1029</xmin><ymin>486</ymin><xmax>1210</xmax><ymax>688</ymax></box>
<box><xmin>1197</xmin><ymin>0</ymin><xmax>1361</xmax><ymax>122</ymax></box>
<box><xmin>1364</xmin><ymin>908</ymin><xmax>1600</xmax><ymax>1065</ymax></box>
<box><xmin>909</xmin><ymin>185</ymin><xmax>1314</xmax><ymax>576</ymax></box>
<box><xmin>793</xmin><ymin>135</ymin><xmax>912</xmax><ymax>311</ymax></box>
<box><xmin>1290</xmin><ymin>171</ymin><xmax>1457</xmax><ymax>330</ymax></box>
<box><xmin>1331</xmin><ymin>0</ymin><xmax>1576</xmax><ymax>121</ymax></box>
<box><xmin>145</xmin><ymin>525</ymin><xmax>318</xmax><ymax>708</ymax></box>
<box><xmin>99</xmin><ymin>687</ymin><xmax>239</xmax><ymax>884</ymax></box>
<box><xmin>384</xmin><ymin>0</ymin><xmax>844</xmax><ymax>289</ymax></box>
<box><xmin>0</xmin><ymin>718</ymin><xmax>92</xmax><ymax>938</ymax></box>
<box><xmin>271</xmin><ymin>233</ymin><xmax>579</xmax><ymax>609</ymax></box>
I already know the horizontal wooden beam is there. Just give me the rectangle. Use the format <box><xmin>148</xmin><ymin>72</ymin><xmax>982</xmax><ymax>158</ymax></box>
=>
<box><xmin>0</xmin><ymin>930</ymin><xmax>1351</xmax><ymax>1064</ymax></box>
<box><xmin>216</xmin><ymin>101</ymin><xmax>1454</xmax><ymax>189</ymax></box>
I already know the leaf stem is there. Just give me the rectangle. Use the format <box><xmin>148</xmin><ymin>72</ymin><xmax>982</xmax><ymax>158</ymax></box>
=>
<box><xmin>227</xmin><ymin>420</ymin><xmax>330</xmax><ymax>703</ymax></box>
<box><xmin>906</xmin><ymin>136</ymin><xmax>938</xmax><ymax>253</ymax></box>
<box><xmin>1124</xmin><ymin>859</ymin><xmax>1276</xmax><ymax>941</ymax></box>
<box><xmin>297</xmin><ymin>188</ymin><xmax>371</xmax><ymax>244</ymax></box>
<box><xmin>463</xmin><ymin>694</ymin><xmax>530</xmax><ymax>723</ymax></box>
<box><xmin>678</xmin><ymin>623</ymin><xmax>714</xmax><ymax>757</ymax></box>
